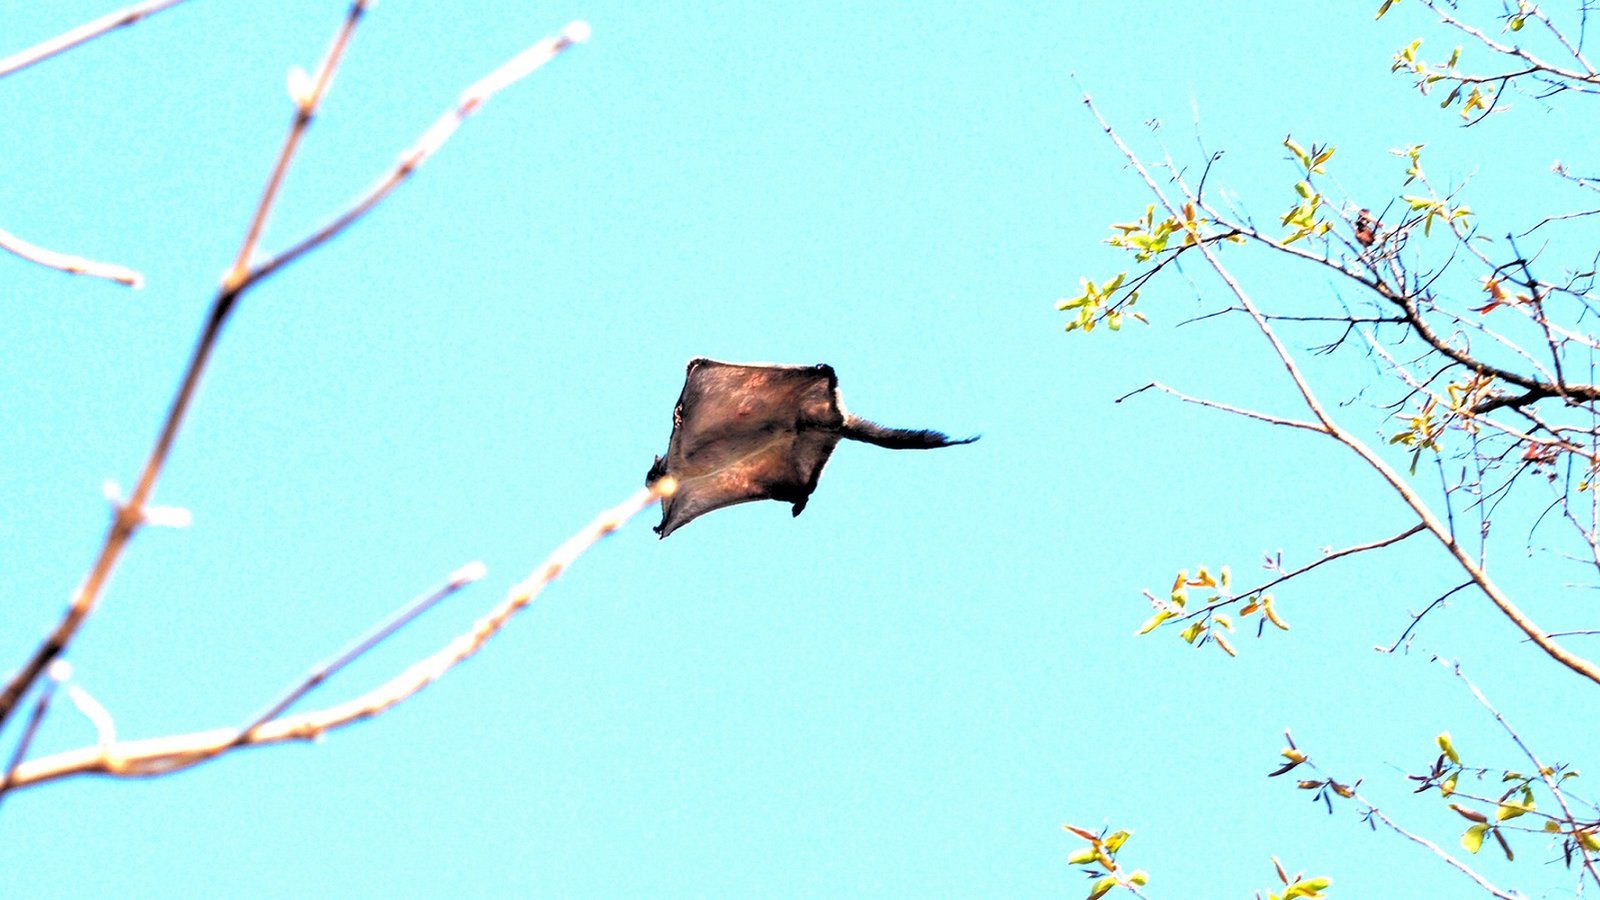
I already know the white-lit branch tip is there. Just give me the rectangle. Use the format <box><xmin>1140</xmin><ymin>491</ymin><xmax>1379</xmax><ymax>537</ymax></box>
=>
<box><xmin>47</xmin><ymin>660</ymin><xmax>73</xmax><ymax>682</ymax></box>
<box><xmin>287</xmin><ymin>65</ymin><xmax>315</xmax><ymax>109</ymax></box>
<box><xmin>563</xmin><ymin>21</ymin><xmax>592</xmax><ymax>44</ymax></box>
<box><xmin>66</xmin><ymin>684</ymin><xmax>116</xmax><ymax>750</ymax></box>
<box><xmin>450</xmin><ymin>561</ymin><xmax>488</xmax><ymax>587</ymax></box>
<box><xmin>0</xmin><ymin>225</ymin><xmax>143</xmax><ymax>288</ymax></box>
<box><xmin>143</xmin><ymin>505</ymin><xmax>193</xmax><ymax>529</ymax></box>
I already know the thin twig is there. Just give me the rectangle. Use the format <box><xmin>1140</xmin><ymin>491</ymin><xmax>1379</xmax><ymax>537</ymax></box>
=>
<box><xmin>223</xmin><ymin>0</ymin><xmax>370</xmax><ymax>289</ymax></box>
<box><xmin>236</xmin><ymin>561</ymin><xmax>488</xmax><ymax>742</ymax></box>
<box><xmin>1357</xmin><ymin>791</ymin><xmax>1520</xmax><ymax>899</ymax></box>
<box><xmin>0</xmin><ymin>665</ymin><xmax>63</xmax><ymax>809</ymax></box>
<box><xmin>1</xmin><ymin>481</ymin><xmax>672</xmax><ymax>791</ymax></box>
<box><xmin>0</xmin><ymin>0</ymin><xmax>195</xmax><ymax>80</ymax></box>
<box><xmin>1160</xmin><ymin>526</ymin><xmax>1428</xmax><ymax>627</ymax></box>
<box><xmin>1382</xmin><ymin>582</ymin><xmax>1474</xmax><ymax>654</ymax></box>
<box><xmin>0</xmin><ymin>224</ymin><xmax>143</xmax><ymax>288</ymax></box>
<box><xmin>250</xmin><ymin>21</ymin><xmax>591</xmax><ymax>285</ymax></box>
<box><xmin>1114</xmin><ymin>382</ymin><xmax>1327</xmax><ymax>433</ymax></box>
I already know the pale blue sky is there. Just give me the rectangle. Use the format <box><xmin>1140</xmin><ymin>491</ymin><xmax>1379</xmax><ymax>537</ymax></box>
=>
<box><xmin>3</xmin><ymin>2</ymin><xmax>1596</xmax><ymax>897</ymax></box>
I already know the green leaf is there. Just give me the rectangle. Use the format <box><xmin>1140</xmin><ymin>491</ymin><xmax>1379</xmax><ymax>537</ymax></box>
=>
<box><xmin>1462</xmin><ymin>823</ymin><xmax>1488</xmax><ymax>854</ymax></box>
<box><xmin>1284</xmin><ymin>876</ymin><xmax>1332</xmax><ymax>898</ymax></box>
<box><xmin>1067</xmin><ymin>847</ymin><xmax>1098</xmax><ymax>866</ymax></box>
<box><xmin>1495</xmin><ymin>799</ymin><xmax>1530</xmax><ymax>821</ymax></box>
<box><xmin>1104</xmin><ymin>830</ymin><xmax>1131</xmax><ymax>853</ymax></box>
<box><xmin>1284</xmin><ymin>137</ymin><xmax>1310</xmax><ymax>167</ymax></box>
<box><xmin>1137</xmin><ymin>610</ymin><xmax>1175</xmax><ymax>635</ymax></box>
<box><xmin>1087</xmin><ymin>875</ymin><xmax>1118</xmax><ymax>900</ymax></box>
<box><xmin>1128</xmin><ymin>870</ymin><xmax>1149</xmax><ymax>886</ymax></box>
<box><xmin>1436</xmin><ymin>731</ymin><xmax>1460</xmax><ymax>764</ymax></box>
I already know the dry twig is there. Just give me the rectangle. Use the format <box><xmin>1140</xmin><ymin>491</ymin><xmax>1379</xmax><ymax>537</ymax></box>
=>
<box><xmin>0</xmin><ymin>0</ymin><xmax>195</xmax><ymax>80</ymax></box>
<box><xmin>0</xmin><ymin>224</ymin><xmax>144</xmax><ymax>288</ymax></box>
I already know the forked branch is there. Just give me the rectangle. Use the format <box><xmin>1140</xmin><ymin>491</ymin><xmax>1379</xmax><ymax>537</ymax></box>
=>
<box><xmin>0</xmin><ymin>11</ymin><xmax>589</xmax><ymax>734</ymax></box>
<box><xmin>0</xmin><ymin>482</ymin><xmax>673</xmax><ymax>793</ymax></box>
<box><xmin>1083</xmin><ymin>91</ymin><xmax>1600</xmax><ymax>686</ymax></box>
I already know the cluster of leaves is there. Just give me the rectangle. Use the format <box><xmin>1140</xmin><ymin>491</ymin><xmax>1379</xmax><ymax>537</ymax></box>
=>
<box><xmin>1388</xmin><ymin>374</ymin><xmax>1494</xmax><ymax>474</ymax></box>
<box><xmin>1059</xmin><ymin>201</ymin><xmax>1239</xmax><ymax>333</ymax></box>
<box><xmin>1390</xmin><ymin>39</ymin><xmax>1495</xmax><ymax>119</ymax></box>
<box><xmin>1058</xmin><ymin>271</ymin><xmax>1143</xmax><ymax>333</ymax></box>
<box><xmin>1062</xmin><ymin>825</ymin><xmax>1150</xmax><ymax>899</ymax></box>
<box><xmin>1270</xmin><ymin>733</ymin><xmax>1360</xmax><ymax>814</ymax></box>
<box><xmin>1281</xmin><ymin>138</ymin><xmax>1336</xmax><ymax>244</ymax></box>
<box><xmin>1408</xmin><ymin>732</ymin><xmax>1600</xmax><ymax>866</ymax></box>
<box><xmin>1382</xmin><ymin>0</ymin><xmax>1546</xmax><ymax>121</ymax></box>
<box><xmin>1378</xmin><ymin>0</ymin><xmax>1534</xmax><ymax>31</ymax></box>
<box><xmin>1258</xmin><ymin>857</ymin><xmax>1333</xmax><ymax>900</ymax></box>
<box><xmin>1137</xmin><ymin>565</ymin><xmax>1289</xmax><ymax>657</ymax></box>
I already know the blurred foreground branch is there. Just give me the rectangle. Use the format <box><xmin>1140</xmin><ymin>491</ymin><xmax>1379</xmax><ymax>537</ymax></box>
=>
<box><xmin>0</xmin><ymin>224</ymin><xmax>143</xmax><ymax>288</ymax></box>
<box><xmin>0</xmin><ymin>482</ymin><xmax>673</xmax><ymax>793</ymax></box>
<box><xmin>0</xmin><ymin>9</ymin><xmax>589</xmax><ymax>734</ymax></box>
<box><xmin>0</xmin><ymin>0</ymin><xmax>195</xmax><ymax>80</ymax></box>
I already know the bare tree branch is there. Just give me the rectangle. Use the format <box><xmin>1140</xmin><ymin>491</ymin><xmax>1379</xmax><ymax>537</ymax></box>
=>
<box><xmin>0</xmin><ymin>0</ymin><xmax>195</xmax><ymax>80</ymax></box>
<box><xmin>236</xmin><ymin>561</ymin><xmax>489</xmax><ymax>742</ymax></box>
<box><xmin>251</xmin><ymin>21</ymin><xmax>593</xmax><ymax>285</ymax></box>
<box><xmin>1114</xmin><ymin>382</ymin><xmax>1327</xmax><ymax>433</ymax></box>
<box><xmin>1</xmin><ymin>481</ymin><xmax>673</xmax><ymax>793</ymax></box>
<box><xmin>0</xmin><ymin>0</ymin><xmax>376</xmax><ymax>736</ymax></box>
<box><xmin>0</xmin><ymin>224</ymin><xmax>143</xmax><ymax>288</ymax></box>
<box><xmin>0</xmin><ymin>9</ymin><xmax>588</xmax><ymax>734</ymax></box>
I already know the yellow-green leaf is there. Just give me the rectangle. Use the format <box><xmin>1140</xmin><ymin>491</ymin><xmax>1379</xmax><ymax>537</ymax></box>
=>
<box><xmin>1087</xmin><ymin>875</ymin><xmax>1118</xmax><ymax>900</ymax></box>
<box><xmin>1462</xmin><ymin>823</ymin><xmax>1489</xmax><ymax>854</ymax></box>
<box><xmin>1437</xmin><ymin>731</ymin><xmax>1460</xmax><ymax>764</ymax></box>
<box><xmin>1137</xmin><ymin>610</ymin><xmax>1175</xmax><ymax>635</ymax></box>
